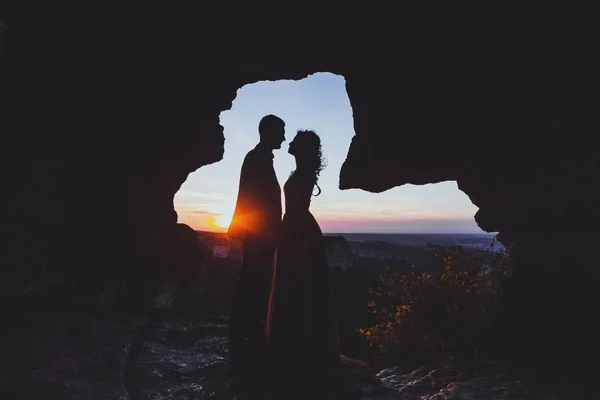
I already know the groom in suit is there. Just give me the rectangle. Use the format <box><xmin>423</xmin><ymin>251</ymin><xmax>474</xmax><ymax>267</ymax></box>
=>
<box><xmin>227</xmin><ymin>114</ymin><xmax>285</xmax><ymax>366</ymax></box>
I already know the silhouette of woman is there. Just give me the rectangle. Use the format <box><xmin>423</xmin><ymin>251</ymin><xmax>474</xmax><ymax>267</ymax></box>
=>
<box><xmin>266</xmin><ymin>129</ymin><xmax>340</xmax><ymax>378</ymax></box>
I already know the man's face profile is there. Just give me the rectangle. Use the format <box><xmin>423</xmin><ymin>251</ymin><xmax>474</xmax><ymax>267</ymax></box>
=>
<box><xmin>272</xmin><ymin>123</ymin><xmax>285</xmax><ymax>149</ymax></box>
<box><xmin>264</xmin><ymin>123</ymin><xmax>285</xmax><ymax>150</ymax></box>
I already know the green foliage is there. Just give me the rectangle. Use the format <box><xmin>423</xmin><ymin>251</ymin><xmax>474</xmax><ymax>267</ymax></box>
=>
<box><xmin>358</xmin><ymin>240</ymin><xmax>512</xmax><ymax>357</ymax></box>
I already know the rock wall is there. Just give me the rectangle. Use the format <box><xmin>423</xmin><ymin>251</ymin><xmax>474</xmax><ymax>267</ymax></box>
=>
<box><xmin>1</xmin><ymin>5</ymin><xmax>598</xmax><ymax>366</ymax></box>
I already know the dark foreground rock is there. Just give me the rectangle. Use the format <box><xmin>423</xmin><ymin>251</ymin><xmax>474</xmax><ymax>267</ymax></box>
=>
<box><xmin>0</xmin><ymin>310</ymin><xmax>389</xmax><ymax>399</ymax></box>
<box><xmin>0</xmin><ymin>310</ymin><xmax>595</xmax><ymax>399</ymax></box>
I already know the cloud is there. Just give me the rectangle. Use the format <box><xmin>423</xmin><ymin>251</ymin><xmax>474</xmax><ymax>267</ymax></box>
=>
<box><xmin>190</xmin><ymin>210</ymin><xmax>215</xmax><ymax>216</ymax></box>
<box><xmin>173</xmin><ymin>191</ymin><xmax>235</xmax><ymax>209</ymax></box>
<box><xmin>311</xmin><ymin>203</ymin><xmax>473</xmax><ymax>221</ymax></box>
<box><xmin>176</xmin><ymin>190</ymin><xmax>233</xmax><ymax>201</ymax></box>
<box><xmin>176</xmin><ymin>208</ymin><xmax>223</xmax><ymax>231</ymax></box>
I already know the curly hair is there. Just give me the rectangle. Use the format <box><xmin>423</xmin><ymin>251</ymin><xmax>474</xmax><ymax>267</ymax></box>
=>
<box><xmin>294</xmin><ymin>129</ymin><xmax>327</xmax><ymax>196</ymax></box>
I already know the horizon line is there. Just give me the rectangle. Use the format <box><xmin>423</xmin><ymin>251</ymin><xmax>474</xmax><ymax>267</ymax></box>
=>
<box><xmin>194</xmin><ymin>229</ymin><xmax>496</xmax><ymax>235</ymax></box>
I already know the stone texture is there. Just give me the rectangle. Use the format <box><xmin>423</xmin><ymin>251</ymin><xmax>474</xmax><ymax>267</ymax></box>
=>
<box><xmin>0</xmin><ymin>311</ymin><xmax>593</xmax><ymax>399</ymax></box>
<box><xmin>0</xmin><ymin>313</ymin><xmax>136</xmax><ymax>399</ymax></box>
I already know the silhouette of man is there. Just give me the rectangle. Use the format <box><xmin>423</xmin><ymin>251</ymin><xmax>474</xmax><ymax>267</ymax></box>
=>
<box><xmin>227</xmin><ymin>114</ymin><xmax>285</xmax><ymax>366</ymax></box>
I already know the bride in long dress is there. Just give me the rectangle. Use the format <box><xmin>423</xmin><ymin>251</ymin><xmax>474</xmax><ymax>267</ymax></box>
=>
<box><xmin>266</xmin><ymin>129</ymin><xmax>340</xmax><ymax>377</ymax></box>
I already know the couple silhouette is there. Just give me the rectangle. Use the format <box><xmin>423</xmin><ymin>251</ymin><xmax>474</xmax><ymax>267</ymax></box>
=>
<box><xmin>227</xmin><ymin>115</ymin><xmax>340</xmax><ymax>381</ymax></box>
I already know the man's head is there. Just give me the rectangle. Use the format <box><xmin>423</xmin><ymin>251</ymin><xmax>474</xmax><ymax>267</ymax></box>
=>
<box><xmin>258</xmin><ymin>114</ymin><xmax>286</xmax><ymax>150</ymax></box>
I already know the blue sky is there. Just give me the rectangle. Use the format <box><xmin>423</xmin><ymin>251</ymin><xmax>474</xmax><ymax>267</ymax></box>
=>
<box><xmin>174</xmin><ymin>73</ymin><xmax>484</xmax><ymax>234</ymax></box>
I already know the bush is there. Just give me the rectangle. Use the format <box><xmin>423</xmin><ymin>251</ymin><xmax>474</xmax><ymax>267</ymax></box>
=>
<box><xmin>358</xmin><ymin>240</ymin><xmax>512</xmax><ymax>358</ymax></box>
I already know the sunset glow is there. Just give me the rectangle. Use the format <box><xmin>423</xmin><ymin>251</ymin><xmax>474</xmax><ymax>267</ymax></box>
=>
<box><xmin>213</xmin><ymin>211</ymin><xmax>234</xmax><ymax>230</ymax></box>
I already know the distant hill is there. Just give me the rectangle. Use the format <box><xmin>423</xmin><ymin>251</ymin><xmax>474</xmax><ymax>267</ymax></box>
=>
<box><xmin>196</xmin><ymin>230</ymin><xmax>501</xmax><ymax>250</ymax></box>
<box><xmin>195</xmin><ymin>230</ymin><xmax>242</xmax><ymax>260</ymax></box>
<box><xmin>325</xmin><ymin>233</ymin><xmax>502</xmax><ymax>250</ymax></box>
<box><xmin>195</xmin><ymin>231</ymin><xmax>503</xmax><ymax>271</ymax></box>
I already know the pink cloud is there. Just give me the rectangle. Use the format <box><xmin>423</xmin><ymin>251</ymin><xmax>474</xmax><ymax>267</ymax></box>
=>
<box><xmin>190</xmin><ymin>210</ymin><xmax>216</xmax><ymax>216</ymax></box>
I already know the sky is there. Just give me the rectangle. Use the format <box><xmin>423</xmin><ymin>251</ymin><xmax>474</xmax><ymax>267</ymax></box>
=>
<box><xmin>174</xmin><ymin>73</ymin><xmax>485</xmax><ymax>234</ymax></box>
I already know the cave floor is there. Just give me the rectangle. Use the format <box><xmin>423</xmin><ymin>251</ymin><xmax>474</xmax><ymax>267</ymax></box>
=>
<box><xmin>0</xmin><ymin>309</ymin><xmax>593</xmax><ymax>399</ymax></box>
<box><xmin>0</xmin><ymin>310</ymin><xmax>393</xmax><ymax>399</ymax></box>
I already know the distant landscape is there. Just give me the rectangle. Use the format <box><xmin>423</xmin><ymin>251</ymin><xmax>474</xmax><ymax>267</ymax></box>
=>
<box><xmin>192</xmin><ymin>230</ymin><xmax>508</xmax><ymax>360</ymax></box>
<box><xmin>198</xmin><ymin>231</ymin><xmax>500</xmax><ymax>248</ymax></box>
<box><xmin>196</xmin><ymin>231</ymin><xmax>502</xmax><ymax>273</ymax></box>
<box><xmin>327</xmin><ymin>232</ymin><xmax>502</xmax><ymax>250</ymax></box>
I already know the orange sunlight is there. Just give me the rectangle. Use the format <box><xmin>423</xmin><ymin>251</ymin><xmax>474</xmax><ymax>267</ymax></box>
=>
<box><xmin>212</xmin><ymin>210</ymin><xmax>234</xmax><ymax>231</ymax></box>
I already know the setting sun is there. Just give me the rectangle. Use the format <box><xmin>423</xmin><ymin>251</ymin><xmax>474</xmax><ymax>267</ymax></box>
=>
<box><xmin>213</xmin><ymin>211</ymin><xmax>234</xmax><ymax>230</ymax></box>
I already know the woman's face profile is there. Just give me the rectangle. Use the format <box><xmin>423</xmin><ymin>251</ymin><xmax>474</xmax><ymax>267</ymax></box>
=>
<box><xmin>289</xmin><ymin>132</ymin><xmax>316</xmax><ymax>158</ymax></box>
<box><xmin>288</xmin><ymin>137</ymin><xmax>298</xmax><ymax>155</ymax></box>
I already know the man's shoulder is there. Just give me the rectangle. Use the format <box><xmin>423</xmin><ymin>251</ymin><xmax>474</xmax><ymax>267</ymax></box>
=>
<box><xmin>243</xmin><ymin>146</ymin><xmax>272</xmax><ymax>165</ymax></box>
<box><xmin>242</xmin><ymin>148</ymin><xmax>258</xmax><ymax>166</ymax></box>
<box><xmin>245</xmin><ymin>147</ymin><xmax>260</xmax><ymax>159</ymax></box>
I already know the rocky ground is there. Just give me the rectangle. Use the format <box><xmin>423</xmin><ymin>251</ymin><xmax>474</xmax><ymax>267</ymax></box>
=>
<box><xmin>1</xmin><ymin>307</ymin><xmax>595</xmax><ymax>400</ymax></box>
<box><xmin>0</xmin><ymin>308</ymin><xmax>394</xmax><ymax>399</ymax></box>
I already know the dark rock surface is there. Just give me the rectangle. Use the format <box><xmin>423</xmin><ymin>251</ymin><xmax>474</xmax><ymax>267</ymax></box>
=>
<box><xmin>1</xmin><ymin>309</ymin><xmax>594</xmax><ymax>399</ymax></box>
<box><xmin>0</xmin><ymin>312</ymin><xmax>135</xmax><ymax>399</ymax></box>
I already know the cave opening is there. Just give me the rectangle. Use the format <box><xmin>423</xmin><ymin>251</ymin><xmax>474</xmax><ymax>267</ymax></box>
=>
<box><xmin>170</xmin><ymin>72</ymin><xmax>502</xmax><ymax>365</ymax></box>
<box><xmin>174</xmin><ymin>73</ymin><xmax>486</xmax><ymax>241</ymax></box>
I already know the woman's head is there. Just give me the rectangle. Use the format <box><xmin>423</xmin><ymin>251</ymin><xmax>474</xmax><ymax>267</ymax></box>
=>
<box><xmin>288</xmin><ymin>129</ymin><xmax>326</xmax><ymax>194</ymax></box>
